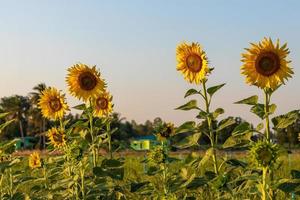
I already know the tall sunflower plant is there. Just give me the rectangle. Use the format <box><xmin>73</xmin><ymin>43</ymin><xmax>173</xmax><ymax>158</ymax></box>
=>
<box><xmin>66</xmin><ymin>64</ymin><xmax>125</xmax><ymax>193</ymax></box>
<box><xmin>37</xmin><ymin>86</ymin><xmax>84</xmax><ymax>198</ymax></box>
<box><xmin>38</xmin><ymin>87</ymin><xmax>75</xmax><ymax>164</ymax></box>
<box><xmin>26</xmin><ymin>63</ymin><xmax>125</xmax><ymax>199</ymax></box>
<box><xmin>145</xmin><ymin>122</ymin><xmax>178</xmax><ymax>198</ymax></box>
<box><xmin>237</xmin><ymin>37</ymin><xmax>294</xmax><ymax>200</ymax></box>
<box><xmin>174</xmin><ymin>41</ymin><xmax>240</xmax><ymax>196</ymax></box>
<box><xmin>132</xmin><ymin>122</ymin><xmax>196</xmax><ymax>199</ymax></box>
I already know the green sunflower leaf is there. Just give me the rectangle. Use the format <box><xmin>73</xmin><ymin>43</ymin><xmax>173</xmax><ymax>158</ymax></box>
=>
<box><xmin>251</xmin><ymin>104</ymin><xmax>265</xmax><ymax>119</ymax></box>
<box><xmin>0</xmin><ymin>112</ymin><xmax>10</xmax><ymax>119</ymax></box>
<box><xmin>173</xmin><ymin>132</ymin><xmax>201</xmax><ymax>149</ymax></box>
<box><xmin>273</xmin><ymin>110</ymin><xmax>299</xmax><ymax>129</ymax></box>
<box><xmin>256</xmin><ymin>123</ymin><xmax>264</xmax><ymax>131</ymax></box>
<box><xmin>184</xmin><ymin>89</ymin><xmax>200</xmax><ymax>98</ymax></box>
<box><xmin>73</xmin><ymin>104</ymin><xmax>86</xmax><ymax>110</ymax></box>
<box><xmin>176</xmin><ymin>121</ymin><xmax>196</xmax><ymax>134</ymax></box>
<box><xmin>196</xmin><ymin>111</ymin><xmax>208</xmax><ymax>119</ymax></box>
<box><xmin>213</xmin><ymin>108</ymin><xmax>225</xmax><ymax>119</ymax></box>
<box><xmin>217</xmin><ymin>118</ymin><xmax>236</xmax><ymax>132</ymax></box>
<box><xmin>175</xmin><ymin>100</ymin><xmax>200</xmax><ymax>111</ymax></box>
<box><xmin>207</xmin><ymin>83</ymin><xmax>226</xmax><ymax>97</ymax></box>
<box><xmin>277</xmin><ymin>179</ymin><xmax>300</xmax><ymax>193</ymax></box>
<box><xmin>235</xmin><ymin>95</ymin><xmax>258</xmax><ymax>105</ymax></box>
<box><xmin>0</xmin><ymin>119</ymin><xmax>15</xmax><ymax>134</ymax></box>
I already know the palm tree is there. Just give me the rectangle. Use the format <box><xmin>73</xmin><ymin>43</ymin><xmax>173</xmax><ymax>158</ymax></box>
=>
<box><xmin>28</xmin><ymin>83</ymin><xmax>48</xmax><ymax>149</ymax></box>
<box><xmin>0</xmin><ymin>111</ymin><xmax>15</xmax><ymax>135</ymax></box>
<box><xmin>29</xmin><ymin>83</ymin><xmax>47</xmax><ymax>105</ymax></box>
<box><xmin>0</xmin><ymin>95</ymin><xmax>30</xmax><ymax>145</ymax></box>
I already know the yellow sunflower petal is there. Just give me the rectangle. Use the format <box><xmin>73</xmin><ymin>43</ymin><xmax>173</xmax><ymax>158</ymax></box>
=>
<box><xmin>66</xmin><ymin>63</ymin><xmax>106</xmax><ymax>102</ymax></box>
<box><xmin>38</xmin><ymin>87</ymin><xmax>69</xmax><ymax>120</ymax></box>
<box><xmin>176</xmin><ymin>42</ymin><xmax>210</xmax><ymax>84</ymax></box>
<box><xmin>47</xmin><ymin>127</ymin><xmax>66</xmax><ymax>148</ymax></box>
<box><xmin>241</xmin><ymin>37</ymin><xmax>293</xmax><ymax>89</ymax></box>
<box><xmin>92</xmin><ymin>91</ymin><xmax>113</xmax><ymax>117</ymax></box>
<box><xmin>29</xmin><ymin>152</ymin><xmax>42</xmax><ymax>169</ymax></box>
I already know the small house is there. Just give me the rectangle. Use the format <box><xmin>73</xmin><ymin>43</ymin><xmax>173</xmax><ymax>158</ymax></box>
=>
<box><xmin>130</xmin><ymin>135</ymin><xmax>158</xmax><ymax>151</ymax></box>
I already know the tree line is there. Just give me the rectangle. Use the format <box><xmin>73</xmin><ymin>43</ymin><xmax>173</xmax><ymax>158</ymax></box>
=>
<box><xmin>0</xmin><ymin>83</ymin><xmax>300</xmax><ymax>149</ymax></box>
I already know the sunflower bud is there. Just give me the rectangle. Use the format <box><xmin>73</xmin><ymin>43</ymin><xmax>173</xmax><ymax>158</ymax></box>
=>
<box><xmin>250</xmin><ymin>141</ymin><xmax>280</xmax><ymax>168</ymax></box>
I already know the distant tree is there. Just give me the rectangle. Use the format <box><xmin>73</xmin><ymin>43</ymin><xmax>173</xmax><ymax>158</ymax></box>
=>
<box><xmin>0</xmin><ymin>95</ymin><xmax>30</xmax><ymax>143</ymax></box>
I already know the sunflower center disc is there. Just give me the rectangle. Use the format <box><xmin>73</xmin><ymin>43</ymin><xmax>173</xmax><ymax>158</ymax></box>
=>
<box><xmin>49</xmin><ymin>98</ymin><xmax>62</xmax><ymax>112</ymax></box>
<box><xmin>161</xmin><ymin>130</ymin><xmax>170</xmax><ymax>138</ymax></box>
<box><xmin>78</xmin><ymin>72</ymin><xmax>97</xmax><ymax>91</ymax></box>
<box><xmin>96</xmin><ymin>97</ymin><xmax>108</xmax><ymax>109</ymax></box>
<box><xmin>186</xmin><ymin>54</ymin><xmax>203</xmax><ymax>72</ymax></box>
<box><xmin>53</xmin><ymin>131</ymin><xmax>63</xmax><ymax>144</ymax></box>
<box><xmin>257</xmin><ymin>148</ymin><xmax>273</xmax><ymax>166</ymax></box>
<box><xmin>256</xmin><ymin>52</ymin><xmax>280</xmax><ymax>76</ymax></box>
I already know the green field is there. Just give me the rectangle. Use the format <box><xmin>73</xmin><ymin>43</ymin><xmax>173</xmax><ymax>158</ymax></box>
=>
<box><xmin>0</xmin><ymin>149</ymin><xmax>299</xmax><ymax>200</ymax></box>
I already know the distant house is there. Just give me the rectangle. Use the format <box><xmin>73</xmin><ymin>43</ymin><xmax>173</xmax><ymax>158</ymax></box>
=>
<box><xmin>15</xmin><ymin>136</ymin><xmax>38</xmax><ymax>150</ymax></box>
<box><xmin>130</xmin><ymin>135</ymin><xmax>159</xmax><ymax>151</ymax></box>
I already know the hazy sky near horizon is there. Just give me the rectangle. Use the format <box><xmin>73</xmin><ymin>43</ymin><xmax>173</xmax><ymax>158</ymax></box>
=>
<box><xmin>0</xmin><ymin>0</ymin><xmax>299</xmax><ymax>125</ymax></box>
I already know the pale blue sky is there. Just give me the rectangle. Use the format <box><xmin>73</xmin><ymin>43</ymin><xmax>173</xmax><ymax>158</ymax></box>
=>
<box><xmin>0</xmin><ymin>0</ymin><xmax>299</xmax><ymax>125</ymax></box>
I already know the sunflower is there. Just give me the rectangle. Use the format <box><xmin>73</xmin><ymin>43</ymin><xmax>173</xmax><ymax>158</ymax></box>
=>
<box><xmin>147</xmin><ymin>146</ymin><xmax>166</xmax><ymax>165</ymax></box>
<box><xmin>241</xmin><ymin>37</ymin><xmax>293</xmax><ymax>89</ymax></box>
<box><xmin>157</xmin><ymin>122</ymin><xmax>175</xmax><ymax>141</ymax></box>
<box><xmin>92</xmin><ymin>91</ymin><xmax>113</xmax><ymax>117</ymax></box>
<box><xmin>38</xmin><ymin>87</ymin><xmax>69</xmax><ymax>120</ymax></box>
<box><xmin>176</xmin><ymin>42</ymin><xmax>210</xmax><ymax>84</ymax></box>
<box><xmin>66</xmin><ymin>63</ymin><xmax>106</xmax><ymax>102</ymax></box>
<box><xmin>47</xmin><ymin>127</ymin><xmax>66</xmax><ymax>148</ymax></box>
<box><xmin>249</xmin><ymin>141</ymin><xmax>280</xmax><ymax>168</ymax></box>
<box><xmin>29</xmin><ymin>152</ymin><xmax>42</xmax><ymax>169</ymax></box>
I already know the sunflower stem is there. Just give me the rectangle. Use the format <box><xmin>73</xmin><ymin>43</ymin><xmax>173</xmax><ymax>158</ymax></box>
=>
<box><xmin>162</xmin><ymin>141</ymin><xmax>168</xmax><ymax>197</ymax></box>
<box><xmin>80</xmin><ymin>163</ymin><xmax>86</xmax><ymax>200</ymax></box>
<box><xmin>107</xmin><ymin>121</ymin><xmax>113</xmax><ymax>159</ymax></box>
<box><xmin>0</xmin><ymin>174</ymin><xmax>3</xmax><ymax>198</ymax></box>
<box><xmin>9</xmin><ymin>168</ymin><xmax>13</xmax><ymax>198</ymax></box>
<box><xmin>202</xmin><ymin>81</ymin><xmax>219</xmax><ymax>175</ymax></box>
<box><xmin>88</xmin><ymin>99</ymin><xmax>97</xmax><ymax>167</ymax></box>
<box><xmin>264</xmin><ymin>90</ymin><xmax>275</xmax><ymax>199</ymax></box>
<box><xmin>59</xmin><ymin>118</ymin><xmax>64</xmax><ymax>130</ymax></box>
<box><xmin>89</xmin><ymin>114</ymin><xmax>97</xmax><ymax>167</ymax></box>
<box><xmin>43</xmin><ymin>166</ymin><xmax>48</xmax><ymax>190</ymax></box>
<box><xmin>262</xmin><ymin>167</ymin><xmax>268</xmax><ymax>200</ymax></box>
<box><xmin>264</xmin><ymin>90</ymin><xmax>271</xmax><ymax>142</ymax></box>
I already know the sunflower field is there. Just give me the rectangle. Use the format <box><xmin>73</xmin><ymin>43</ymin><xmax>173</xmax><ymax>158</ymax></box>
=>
<box><xmin>0</xmin><ymin>38</ymin><xmax>300</xmax><ymax>200</ymax></box>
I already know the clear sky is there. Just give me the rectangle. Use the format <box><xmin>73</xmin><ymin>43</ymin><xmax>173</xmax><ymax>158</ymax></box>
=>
<box><xmin>0</xmin><ymin>0</ymin><xmax>299</xmax><ymax>125</ymax></box>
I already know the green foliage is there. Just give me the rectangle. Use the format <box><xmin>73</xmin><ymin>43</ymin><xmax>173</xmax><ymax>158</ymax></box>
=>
<box><xmin>223</xmin><ymin>122</ymin><xmax>253</xmax><ymax>149</ymax></box>
<box><xmin>207</xmin><ymin>83</ymin><xmax>226</xmax><ymax>97</ymax></box>
<box><xmin>273</xmin><ymin>110</ymin><xmax>300</xmax><ymax>129</ymax></box>
<box><xmin>249</xmin><ymin>141</ymin><xmax>281</xmax><ymax>168</ymax></box>
<box><xmin>173</xmin><ymin>132</ymin><xmax>202</xmax><ymax>149</ymax></box>
<box><xmin>184</xmin><ymin>89</ymin><xmax>200</xmax><ymax>98</ymax></box>
<box><xmin>235</xmin><ymin>95</ymin><xmax>258</xmax><ymax>105</ymax></box>
<box><xmin>176</xmin><ymin>121</ymin><xmax>196</xmax><ymax>134</ymax></box>
<box><xmin>0</xmin><ymin>119</ymin><xmax>15</xmax><ymax>135</ymax></box>
<box><xmin>216</xmin><ymin>118</ymin><xmax>236</xmax><ymax>132</ymax></box>
<box><xmin>212</xmin><ymin>108</ymin><xmax>224</xmax><ymax>119</ymax></box>
<box><xmin>175</xmin><ymin>100</ymin><xmax>200</xmax><ymax>111</ymax></box>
